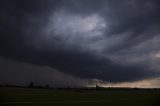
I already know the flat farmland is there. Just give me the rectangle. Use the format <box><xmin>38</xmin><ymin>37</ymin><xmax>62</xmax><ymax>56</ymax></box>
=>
<box><xmin>0</xmin><ymin>87</ymin><xmax>160</xmax><ymax>106</ymax></box>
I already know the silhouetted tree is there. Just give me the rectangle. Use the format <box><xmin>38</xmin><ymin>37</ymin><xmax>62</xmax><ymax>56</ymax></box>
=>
<box><xmin>28</xmin><ymin>82</ymin><xmax>34</xmax><ymax>88</ymax></box>
<box><xmin>96</xmin><ymin>84</ymin><xmax>99</xmax><ymax>90</ymax></box>
<box><xmin>45</xmin><ymin>84</ymin><xmax>50</xmax><ymax>88</ymax></box>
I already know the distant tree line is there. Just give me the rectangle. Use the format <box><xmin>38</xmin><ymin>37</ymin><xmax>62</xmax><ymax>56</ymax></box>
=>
<box><xmin>0</xmin><ymin>82</ymin><xmax>160</xmax><ymax>91</ymax></box>
<box><xmin>28</xmin><ymin>82</ymin><xmax>51</xmax><ymax>89</ymax></box>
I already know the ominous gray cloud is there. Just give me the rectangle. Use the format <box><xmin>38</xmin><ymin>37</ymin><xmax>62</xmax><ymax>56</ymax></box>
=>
<box><xmin>0</xmin><ymin>0</ymin><xmax>160</xmax><ymax>85</ymax></box>
<box><xmin>0</xmin><ymin>57</ymin><xmax>90</xmax><ymax>87</ymax></box>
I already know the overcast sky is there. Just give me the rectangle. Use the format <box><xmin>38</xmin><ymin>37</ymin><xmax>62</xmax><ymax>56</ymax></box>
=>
<box><xmin>0</xmin><ymin>0</ymin><xmax>160</xmax><ymax>88</ymax></box>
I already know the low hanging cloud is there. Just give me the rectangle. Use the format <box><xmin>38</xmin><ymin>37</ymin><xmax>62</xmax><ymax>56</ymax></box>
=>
<box><xmin>0</xmin><ymin>0</ymin><xmax>160</xmax><ymax>86</ymax></box>
<box><xmin>0</xmin><ymin>57</ymin><xmax>90</xmax><ymax>87</ymax></box>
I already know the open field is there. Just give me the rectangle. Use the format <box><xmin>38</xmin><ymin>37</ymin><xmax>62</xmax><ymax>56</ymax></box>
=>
<box><xmin>0</xmin><ymin>87</ymin><xmax>160</xmax><ymax>106</ymax></box>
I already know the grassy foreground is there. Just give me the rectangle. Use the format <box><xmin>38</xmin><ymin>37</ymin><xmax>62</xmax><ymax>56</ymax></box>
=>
<box><xmin>0</xmin><ymin>87</ymin><xmax>160</xmax><ymax>106</ymax></box>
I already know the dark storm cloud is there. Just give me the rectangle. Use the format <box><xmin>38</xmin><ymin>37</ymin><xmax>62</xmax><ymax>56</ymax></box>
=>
<box><xmin>102</xmin><ymin>0</ymin><xmax>160</xmax><ymax>52</ymax></box>
<box><xmin>0</xmin><ymin>57</ymin><xmax>89</xmax><ymax>87</ymax></box>
<box><xmin>0</xmin><ymin>0</ymin><xmax>160</xmax><ymax>84</ymax></box>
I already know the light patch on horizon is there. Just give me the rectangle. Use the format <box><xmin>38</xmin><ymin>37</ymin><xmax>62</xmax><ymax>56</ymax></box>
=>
<box><xmin>87</xmin><ymin>78</ymin><xmax>160</xmax><ymax>88</ymax></box>
<box><xmin>100</xmin><ymin>78</ymin><xmax>160</xmax><ymax>88</ymax></box>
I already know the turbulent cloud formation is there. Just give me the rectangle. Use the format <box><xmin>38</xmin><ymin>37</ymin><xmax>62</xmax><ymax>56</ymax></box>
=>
<box><xmin>0</xmin><ymin>0</ymin><xmax>160</xmax><ymax>86</ymax></box>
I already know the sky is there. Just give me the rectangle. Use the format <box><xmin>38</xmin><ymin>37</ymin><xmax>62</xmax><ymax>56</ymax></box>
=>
<box><xmin>0</xmin><ymin>0</ymin><xmax>160</xmax><ymax>88</ymax></box>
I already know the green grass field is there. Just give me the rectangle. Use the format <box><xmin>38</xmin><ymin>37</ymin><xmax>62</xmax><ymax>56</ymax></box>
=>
<box><xmin>0</xmin><ymin>87</ymin><xmax>160</xmax><ymax>106</ymax></box>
